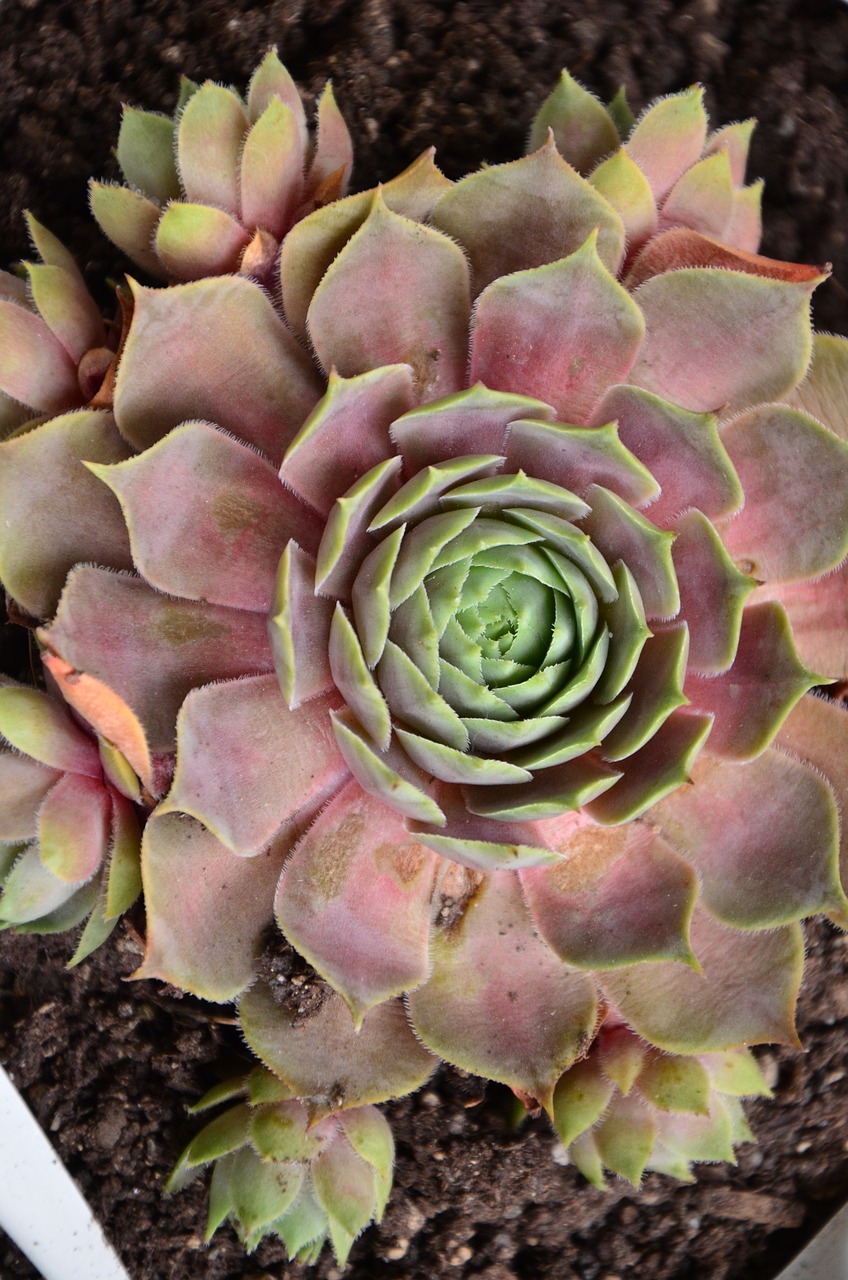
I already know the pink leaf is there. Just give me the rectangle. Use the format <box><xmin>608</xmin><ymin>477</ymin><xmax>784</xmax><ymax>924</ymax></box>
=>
<box><xmin>276</xmin><ymin>780</ymin><xmax>438</xmax><ymax>1024</ymax></box>
<box><xmin>591</xmin><ymin>385</ymin><xmax>742</xmax><ymax>527</ymax></box>
<box><xmin>0</xmin><ymin>753</ymin><xmax>61</xmax><ymax>841</ymax></box>
<box><xmin>720</xmin><ymin>404</ymin><xmax>848</xmax><ymax>582</ymax></box>
<box><xmin>39</xmin><ymin>567</ymin><xmax>273</xmax><ymax>756</ymax></box>
<box><xmin>409</xmin><ymin>871</ymin><xmax>599</xmax><ymax>1112</ymax></box>
<box><xmin>629</xmin><ymin>268</ymin><xmax>821</xmax><ymax>414</ymax></box>
<box><xmin>625</xmin><ymin>88</ymin><xmax>707</xmax><ymax>201</ymax></box>
<box><xmin>670</xmin><ymin>511</ymin><xmax>753</xmax><ymax>675</ymax></box>
<box><xmin>307</xmin><ymin>193</ymin><xmax>471</xmax><ymax>402</ymax></box>
<box><xmin>270</xmin><ymin>543</ymin><xmax>335</xmax><ymax>708</ymax></box>
<box><xmin>0</xmin><ymin>299</ymin><xmax>81</xmax><ymax>413</ymax></box>
<box><xmin>176</xmin><ymin>82</ymin><xmax>247</xmax><ymax>216</ymax></box>
<box><xmin>240</xmin><ymin>99</ymin><xmax>305</xmax><ymax>239</ymax></box>
<box><xmin>0</xmin><ymin>683</ymin><xmax>101</xmax><ymax>777</ymax></box>
<box><xmin>624</xmin><ymin>227</ymin><xmax>824</xmax><ymax>292</ymax></box>
<box><xmin>653</xmin><ymin>747</ymin><xmax>845</xmax><ymax>928</ymax></box>
<box><xmin>0</xmin><ymin>410</ymin><xmax>133</xmax><ymax>619</ymax></box>
<box><xmin>783</xmin><ymin>333</ymin><xmax>848</xmax><ymax>441</ymax></box>
<box><xmin>154</xmin><ymin>203</ymin><xmax>251</xmax><ymax>280</ymax></box>
<box><xmin>161</xmin><ymin>674</ymin><xmax>347</xmax><ymax>855</ymax></box>
<box><xmin>89</xmin><ymin>422</ymin><xmax>319</xmax><ymax>612</ymax></box>
<box><xmin>137</xmin><ymin>811</ymin><xmax>291</xmax><ymax>1002</ymax></box>
<box><xmin>599</xmin><ymin>907</ymin><xmax>803</xmax><ymax>1053</ymax></box>
<box><xmin>306</xmin><ymin>82</ymin><xmax>354</xmax><ymax>199</ymax></box>
<box><xmin>281</xmin><ymin>366</ymin><xmax>415</xmax><ymax>516</ymax></box>
<box><xmin>751</xmin><ymin>564</ymin><xmax>848</xmax><ymax>681</ymax></box>
<box><xmin>522</xmin><ymin>822</ymin><xmax>696</xmax><ymax>967</ymax></box>
<box><xmin>470</xmin><ymin>232</ymin><xmax>644</xmax><ymax>425</ymax></box>
<box><xmin>38</xmin><ymin>772</ymin><xmax>111</xmax><ymax>884</ymax></box>
<box><xmin>391</xmin><ymin>384</ymin><xmax>554</xmax><ymax>474</ymax></box>
<box><xmin>115</xmin><ymin>277</ymin><xmax>322</xmax><ymax>462</ymax></box>
<box><xmin>684</xmin><ymin>602</ymin><xmax>818</xmax><ymax>760</ymax></box>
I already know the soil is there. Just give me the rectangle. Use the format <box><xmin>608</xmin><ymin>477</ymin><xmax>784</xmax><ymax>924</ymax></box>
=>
<box><xmin>1</xmin><ymin>1</ymin><xmax>848</xmax><ymax>1278</ymax></box>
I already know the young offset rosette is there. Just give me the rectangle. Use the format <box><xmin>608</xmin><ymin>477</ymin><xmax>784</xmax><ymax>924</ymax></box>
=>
<box><xmin>0</xmin><ymin>682</ymin><xmax>141</xmax><ymax>961</ymax></box>
<box><xmin>0</xmin><ymin>216</ymin><xmax>120</xmax><ymax>438</ymax></box>
<box><xmin>550</xmin><ymin>1018</ymin><xmax>772</xmax><ymax>1186</ymax></box>
<box><xmin>1</xmin><ymin>59</ymin><xmax>847</xmax><ymax>1218</ymax></box>
<box><xmin>91</xmin><ymin>49</ymin><xmax>353</xmax><ymax>287</ymax></box>
<box><xmin>168</xmin><ymin>1066</ymin><xmax>396</xmax><ymax>1265</ymax></box>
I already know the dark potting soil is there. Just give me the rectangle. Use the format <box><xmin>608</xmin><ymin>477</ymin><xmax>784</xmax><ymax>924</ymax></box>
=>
<box><xmin>1</xmin><ymin>1</ymin><xmax>848</xmax><ymax>1278</ymax></box>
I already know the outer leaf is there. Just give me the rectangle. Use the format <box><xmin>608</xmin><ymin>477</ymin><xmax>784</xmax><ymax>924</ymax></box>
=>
<box><xmin>624</xmin><ymin>227</ymin><xmax>824</xmax><ymax>292</ymax></box>
<box><xmin>551</xmin><ymin>1057</ymin><xmax>614</xmax><ymax>1146</ymax></box>
<box><xmin>599</xmin><ymin>908</ymin><xmax>804</xmax><ymax>1053</ymax></box>
<box><xmin>391</xmin><ymin>383</ymin><xmax>555</xmax><ymax>474</ymax></box>
<box><xmin>0</xmin><ymin>409</ymin><xmax>133</xmax><ymax>619</ymax></box>
<box><xmin>784</xmin><ymin>332</ymin><xmax>848</xmax><ymax>440</ymax></box>
<box><xmin>470</xmin><ymin>232</ymin><xmax>645</xmax><ymax>425</ymax></box>
<box><xmin>721</xmin><ymin>404</ymin><xmax>848</xmax><ymax>582</ymax></box>
<box><xmin>777</xmin><ymin>694</ymin><xmax>848</xmax><ymax>927</ymax></box>
<box><xmin>591</xmin><ymin>385</ymin><xmax>742</xmax><ymax>527</ymax></box>
<box><xmin>594</xmin><ymin>1091</ymin><xmax>656</xmax><ymax>1184</ymax></box>
<box><xmin>308</xmin><ymin>193</ymin><xmax>470</xmax><ymax>401</ymax></box>
<box><xmin>0</xmin><ymin>299</ymin><xmax>80</xmax><ymax>413</ymax></box>
<box><xmin>115</xmin><ymin>277</ymin><xmax>321</xmax><ymax>462</ymax></box>
<box><xmin>239</xmin><ymin>985</ymin><xmax>436</xmax><ymax>1117</ymax></box>
<box><xmin>653</xmin><ymin>748</ymin><xmax>845</xmax><ymax>928</ymax></box>
<box><xmin>0</xmin><ymin>844</ymin><xmax>79</xmax><ymax>924</ymax></box>
<box><xmin>753</xmin><ymin>565</ymin><xmax>848</xmax><ymax>682</ymax></box>
<box><xmin>626</xmin><ymin>87</ymin><xmax>707</xmax><ymax>200</ymax></box>
<box><xmin>241</xmin><ymin>99</ymin><xmax>304</xmax><ymax>238</ymax></box>
<box><xmin>161</xmin><ymin>676</ymin><xmax>346</xmax><ymax>855</ymax></box>
<box><xmin>269</xmin><ymin>543</ymin><xmax>335</xmax><ymax>707</ymax></box>
<box><xmin>670</xmin><ymin>511</ymin><xmax>753</xmax><ymax>675</ymax></box>
<box><xmin>684</xmin><ymin>602</ymin><xmax>818</xmax><ymax>760</ymax></box>
<box><xmin>137</xmin><ymin>812</ymin><xmax>291</xmax><ymax>1002</ymax></box>
<box><xmin>408</xmin><ymin>872</ymin><xmax>599</xmax><ymax>1113</ymax></box>
<box><xmin>39</xmin><ymin>567</ymin><xmax>274</xmax><ymax>756</ymax></box>
<box><xmin>312</xmin><ymin>1139</ymin><xmax>376</xmax><ymax>1240</ymax></box>
<box><xmin>308</xmin><ymin>81</ymin><xmax>354</xmax><ymax>197</ymax></box>
<box><xmin>281</xmin><ymin>365</ymin><xmax>415</xmax><ymax>516</ymax></box>
<box><xmin>89</xmin><ymin>182</ymin><xmax>164</xmax><ymax>278</ymax></box>
<box><xmin>661</xmin><ymin>152</ymin><xmax>734</xmax><ymax>239</ymax></box>
<box><xmin>431</xmin><ymin>137</ymin><xmax>625</xmax><ymax>292</ymax></box>
<box><xmin>25</xmin><ymin>262</ymin><xmax>105</xmax><ymax>364</ymax></box>
<box><xmin>521</xmin><ymin>822</ymin><xmax>697</xmax><ymax>968</ymax></box>
<box><xmin>89</xmin><ymin>422</ymin><xmax>319</xmax><ymax>611</ymax></box>
<box><xmin>588</xmin><ymin>149</ymin><xmax>657</xmax><ymax>250</ymax></box>
<box><xmin>630</xmin><ymin>269</ymin><xmax>819</xmax><ymax>414</ymax></box>
<box><xmin>276</xmin><ymin>781</ymin><xmax>437</xmax><ymax>1024</ymax></box>
<box><xmin>504</xmin><ymin>419</ymin><xmax>657</xmax><ymax>508</ymax></box>
<box><xmin>116</xmin><ymin>107</ymin><xmax>180</xmax><ymax>203</ymax></box>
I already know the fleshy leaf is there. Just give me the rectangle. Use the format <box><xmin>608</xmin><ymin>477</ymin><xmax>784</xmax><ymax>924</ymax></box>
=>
<box><xmin>551</xmin><ymin>1057</ymin><xmax>614</xmax><ymax>1147</ymax></box>
<box><xmin>25</xmin><ymin>262</ymin><xmax>105</xmax><ymax>364</ymax></box>
<box><xmin>239</xmin><ymin>985</ymin><xmax>436</xmax><ymax>1117</ymax></box>
<box><xmin>0</xmin><ymin>844</ymin><xmax>80</xmax><ymax>925</ymax></box>
<box><xmin>0</xmin><ymin>754</ymin><xmax>62</xmax><ymax>841</ymax></box>
<box><xmin>0</xmin><ymin>299</ymin><xmax>80</xmax><ymax>414</ymax></box>
<box><xmin>431</xmin><ymin>137</ymin><xmax>624</xmax><ymax>292</ymax></box>
<box><xmin>670</xmin><ymin>511</ymin><xmax>754</xmax><ymax>674</ymax></box>
<box><xmin>161</xmin><ymin>675</ymin><xmax>346</xmax><ymax>855</ymax></box>
<box><xmin>329</xmin><ymin>710</ymin><xmax>447</xmax><ymax>827</ymax></box>
<box><xmin>308</xmin><ymin>82</ymin><xmax>354</xmax><ymax>198</ymax></box>
<box><xmin>637</xmin><ymin>1054</ymin><xmax>710</xmax><ymax>1115</ymax></box>
<box><xmin>39</xmin><ymin>567</ymin><xmax>274</xmax><ymax>757</ymax></box>
<box><xmin>408</xmin><ymin>872</ymin><xmax>599</xmax><ymax>1113</ymax></box>
<box><xmin>784</xmin><ymin>332</ymin><xmax>848</xmax><ymax>440</ymax></box>
<box><xmin>38</xmin><ymin>773</ymin><xmax>110</xmax><ymax>883</ymax></box>
<box><xmin>308</xmin><ymin>192</ymin><xmax>470</xmax><ymax>401</ymax></box>
<box><xmin>629</xmin><ymin>269</ymin><xmax>820</xmax><ymax>414</ymax></box>
<box><xmin>529</xmin><ymin>71</ymin><xmax>621</xmax><ymax>173</ymax></box>
<box><xmin>116</xmin><ymin>107</ymin><xmax>180</xmax><ymax>203</ymax></box>
<box><xmin>176</xmin><ymin>82</ymin><xmax>247</xmax><ymax>215</ymax></box>
<box><xmin>115</xmin><ymin>276</ymin><xmax>321</xmax><ymax>461</ymax></box>
<box><xmin>89</xmin><ymin>182</ymin><xmax>164</xmax><ymax>278</ymax></box>
<box><xmin>626</xmin><ymin>87</ymin><xmax>707</xmax><ymax>200</ymax></box>
<box><xmin>661</xmin><ymin>152</ymin><xmax>734</xmax><ymax>239</ymax></box>
<box><xmin>154</xmin><ymin>202</ymin><xmax>251</xmax><ymax>280</ymax></box>
<box><xmin>594</xmin><ymin>1091</ymin><xmax>656</xmax><ymax>1184</ymax></box>
<box><xmin>0</xmin><ymin>684</ymin><xmax>100</xmax><ymax>776</ymax></box>
<box><xmin>777</xmin><ymin>694</ymin><xmax>848</xmax><ymax>927</ymax></box>
<box><xmin>276</xmin><ymin>780</ymin><xmax>437</xmax><ymax>1024</ymax></box>
<box><xmin>578</xmin><ymin>484</ymin><xmax>678</xmax><ymax>619</ymax></box>
<box><xmin>591</xmin><ymin>385</ymin><xmax>742</xmax><ymax>526</ymax></box>
<box><xmin>721</xmin><ymin>404</ymin><xmax>848</xmax><ymax>582</ymax></box>
<box><xmin>685</xmin><ymin>602</ymin><xmax>818</xmax><ymax>760</ymax></box>
<box><xmin>270</xmin><ymin>543</ymin><xmax>335</xmax><ymax>708</ymax></box>
<box><xmin>504</xmin><ymin>419</ymin><xmax>657</xmax><ymax>508</ymax></box>
<box><xmin>653</xmin><ymin>748</ymin><xmax>845</xmax><ymax>928</ymax></box>
<box><xmin>470</xmin><ymin>232</ymin><xmax>645</xmax><ymax>424</ymax></box>
<box><xmin>281</xmin><ymin>365</ymin><xmax>415</xmax><ymax>516</ymax></box>
<box><xmin>0</xmin><ymin>409</ymin><xmax>133</xmax><ymax>619</ymax></box>
<box><xmin>522</xmin><ymin>822</ymin><xmax>696</xmax><ymax>968</ymax></box>
<box><xmin>137</xmin><ymin>812</ymin><xmax>290</xmax><ymax>1002</ymax></box>
<box><xmin>624</xmin><ymin>227</ymin><xmax>823</xmax><ymax>292</ymax></box>
<box><xmin>391</xmin><ymin>384</ymin><xmax>555</xmax><ymax>474</ymax></box>
<box><xmin>588</xmin><ymin>149</ymin><xmax>657</xmax><ymax>250</ymax></box>
<box><xmin>89</xmin><ymin>422</ymin><xmax>319</xmax><ymax>611</ymax></box>
<box><xmin>599</xmin><ymin>908</ymin><xmax>803</xmax><ymax>1053</ymax></box>
<box><xmin>586</xmin><ymin>710</ymin><xmax>713</xmax><ymax>825</ymax></box>
<box><xmin>752</xmin><ymin>565</ymin><xmax>848</xmax><ymax>682</ymax></box>
<box><xmin>240</xmin><ymin>99</ymin><xmax>304</xmax><ymax>239</ymax></box>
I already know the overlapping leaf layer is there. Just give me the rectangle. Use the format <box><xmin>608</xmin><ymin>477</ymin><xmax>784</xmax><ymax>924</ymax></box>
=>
<box><xmin>1</xmin><ymin>52</ymin><xmax>847</xmax><ymax>1264</ymax></box>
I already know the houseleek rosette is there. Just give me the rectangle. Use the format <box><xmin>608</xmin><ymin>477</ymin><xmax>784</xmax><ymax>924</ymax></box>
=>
<box><xmin>0</xmin><ymin>56</ymin><xmax>847</xmax><ymax>1251</ymax></box>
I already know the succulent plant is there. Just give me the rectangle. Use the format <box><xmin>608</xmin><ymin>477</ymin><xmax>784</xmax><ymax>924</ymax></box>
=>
<box><xmin>90</xmin><ymin>50</ymin><xmax>353</xmax><ymax>288</ymax></box>
<box><xmin>0</xmin><ymin>681</ymin><xmax>141</xmax><ymax>961</ymax></box>
<box><xmin>1</xmin><ymin>52</ymin><xmax>847</xmax><ymax>1267</ymax></box>
<box><xmin>167</xmin><ymin>1065</ymin><xmax>396</xmax><ymax>1263</ymax></box>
